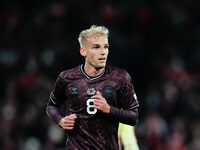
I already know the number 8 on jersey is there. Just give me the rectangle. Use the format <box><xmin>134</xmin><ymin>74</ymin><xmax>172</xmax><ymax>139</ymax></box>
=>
<box><xmin>86</xmin><ymin>99</ymin><xmax>97</xmax><ymax>114</ymax></box>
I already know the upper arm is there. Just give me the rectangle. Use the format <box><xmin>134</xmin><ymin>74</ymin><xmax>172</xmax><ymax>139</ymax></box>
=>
<box><xmin>118</xmin><ymin>71</ymin><xmax>139</xmax><ymax>111</ymax></box>
<box><xmin>49</xmin><ymin>73</ymin><xmax>67</xmax><ymax>107</ymax></box>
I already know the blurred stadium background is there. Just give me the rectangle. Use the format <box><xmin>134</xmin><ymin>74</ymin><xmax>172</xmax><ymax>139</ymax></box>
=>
<box><xmin>0</xmin><ymin>0</ymin><xmax>200</xmax><ymax>150</ymax></box>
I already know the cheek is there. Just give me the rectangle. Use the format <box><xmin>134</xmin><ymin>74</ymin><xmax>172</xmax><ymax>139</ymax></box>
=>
<box><xmin>106</xmin><ymin>50</ymin><xmax>109</xmax><ymax>56</ymax></box>
<box><xmin>87</xmin><ymin>53</ymin><xmax>95</xmax><ymax>61</ymax></box>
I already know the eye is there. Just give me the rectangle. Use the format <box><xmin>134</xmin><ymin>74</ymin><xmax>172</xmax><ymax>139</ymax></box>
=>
<box><xmin>104</xmin><ymin>45</ymin><xmax>109</xmax><ymax>49</ymax></box>
<box><xmin>92</xmin><ymin>45</ymin><xmax>100</xmax><ymax>49</ymax></box>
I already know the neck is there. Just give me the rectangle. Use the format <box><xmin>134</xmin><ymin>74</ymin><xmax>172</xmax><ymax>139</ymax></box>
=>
<box><xmin>84</xmin><ymin>63</ymin><xmax>104</xmax><ymax>77</ymax></box>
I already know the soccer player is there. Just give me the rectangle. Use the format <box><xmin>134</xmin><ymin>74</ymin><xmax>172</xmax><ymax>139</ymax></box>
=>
<box><xmin>46</xmin><ymin>25</ymin><xmax>139</xmax><ymax>150</ymax></box>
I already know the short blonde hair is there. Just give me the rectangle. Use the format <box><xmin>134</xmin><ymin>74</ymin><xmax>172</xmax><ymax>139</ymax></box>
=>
<box><xmin>78</xmin><ymin>25</ymin><xmax>109</xmax><ymax>48</ymax></box>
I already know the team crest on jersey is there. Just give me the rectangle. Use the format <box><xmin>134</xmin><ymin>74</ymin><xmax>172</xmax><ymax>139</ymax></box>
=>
<box><xmin>102</xmin><ymin>85</ymin><xmax>114</xmax><ymax>99</ymax></box>
<box><xmin>87</xmin><ymin>88</ymin><xmax>96</xmax><ymax>96</ymax></box>
<box><xmin>71</xmin><ymin>87</ymin><xmax>78</xmax><ymax>96</ymax></box>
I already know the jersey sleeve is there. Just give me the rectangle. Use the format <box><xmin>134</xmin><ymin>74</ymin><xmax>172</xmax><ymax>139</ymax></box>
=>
<box><xmin>49</xmin><ymin>72</ymin><xmax>67</xmax><ymax>107</ymax></box>
<box><xmin>109</xmin><ymin>71</ymin><xmax>139</xmax><ymax>126</ymax></box>
<box><xmin>46</xmin><ymin>72</ymin><xmax>67</xmax><ymax>124</ymax></box>
<box><xmin>119</xmin><ymin>71</ymin><xmax>139</xmax><ymax>110</ymax></box>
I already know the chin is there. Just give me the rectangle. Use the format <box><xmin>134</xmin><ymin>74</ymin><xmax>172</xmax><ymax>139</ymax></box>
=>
<box><xmin>96</xmin><ymin>64</ymin><xmax>106</xmax><ymax>70</ymax></box>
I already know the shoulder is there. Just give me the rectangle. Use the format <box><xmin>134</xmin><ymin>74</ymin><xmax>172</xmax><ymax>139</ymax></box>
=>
<box><xmin>58</xmin><ymin>65</ymin><xmax>81</xmax><ymax>80</ymax></box>
<box><xmin>106</xmin><ymin>65</ymin><xmax>131</xmax><ymax>80</ymax></box>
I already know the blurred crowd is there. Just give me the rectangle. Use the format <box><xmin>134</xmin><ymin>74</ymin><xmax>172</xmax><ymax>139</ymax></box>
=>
<box><xmin>0</xmin><ymin>0</ymin><xmax>200</xmax><ymax>150</ymax></box>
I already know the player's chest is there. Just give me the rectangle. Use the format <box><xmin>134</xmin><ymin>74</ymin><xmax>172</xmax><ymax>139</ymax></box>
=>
<box><xmin>65</xmin><ymin>78</ymin><xmax>120</xmax><ymax>103</ymax></box>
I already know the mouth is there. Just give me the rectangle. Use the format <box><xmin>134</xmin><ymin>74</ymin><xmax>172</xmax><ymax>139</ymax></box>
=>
<box><xmin>98</xmin><ymin>58</ymin><xmax>106</xmax><ymax>61</ymax></box>
<box><xmin>98</xmin><ymin>58</ymin><xmax>106</xmax><ymax>63</ymax></box>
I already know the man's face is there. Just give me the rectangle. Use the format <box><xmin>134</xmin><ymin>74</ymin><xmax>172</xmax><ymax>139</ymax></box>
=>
<box><xmin>82</xmin><ymin>35</ymin><xmax>109</xmax><ymax>70</ymax></box>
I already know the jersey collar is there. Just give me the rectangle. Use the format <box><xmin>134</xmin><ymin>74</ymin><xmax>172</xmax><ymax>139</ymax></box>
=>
<box><xmin>80</xmin><ymin>64</ymin><xmax>105</xmax><ymax>81</ymax></box>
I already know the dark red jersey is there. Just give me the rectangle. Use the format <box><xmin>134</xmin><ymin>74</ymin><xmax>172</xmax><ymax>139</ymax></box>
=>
<box><xmin>46</xmin><ymin>65</ymin><xmax>139</xmax><ymax>150</ymax></box>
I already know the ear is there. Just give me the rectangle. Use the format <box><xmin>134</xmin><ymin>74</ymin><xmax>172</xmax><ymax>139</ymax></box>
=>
<box><xmin>80</xmin><ymin>48</ymin><xmax>87</xmax><ymax>57</ymax></box>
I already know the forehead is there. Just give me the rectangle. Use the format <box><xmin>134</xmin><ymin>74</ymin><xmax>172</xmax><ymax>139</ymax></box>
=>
<box><xmin>86</xmin><ymin>35</ymin><xmax>108</xmax><ymax>45</ymax></box>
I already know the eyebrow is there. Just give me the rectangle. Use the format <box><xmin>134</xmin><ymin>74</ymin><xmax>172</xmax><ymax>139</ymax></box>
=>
<box><xmin>91</xmin><ymin>44</ymin><xmax>109</xmax><ymax>46</ymax></box>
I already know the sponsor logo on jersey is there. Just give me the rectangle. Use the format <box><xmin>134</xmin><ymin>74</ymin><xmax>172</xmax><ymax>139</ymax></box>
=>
<box><xmin>71</xmin><ymin>87</ymin><xmax>78</xmax><ymax>96</ymax></box>
<box><xmin>87</xmin><ymin>88</ymin><xmax>96</xmax><ymax>96</ymax></box>
<box><xmin>133</xmin><ymin>93</ymin><xmax>137</xmax><ymax>100</ymax></box>
<box><xmin>102</xmin><ymin>85</ymin><xmax>114</xmax><ymax>99</ymax></box>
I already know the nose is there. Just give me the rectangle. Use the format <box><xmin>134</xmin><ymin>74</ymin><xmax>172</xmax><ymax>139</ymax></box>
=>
<box><xmin>100</xmin><ymin>48</ymin><xmax>107</xmax><ymax>55</ymax></box>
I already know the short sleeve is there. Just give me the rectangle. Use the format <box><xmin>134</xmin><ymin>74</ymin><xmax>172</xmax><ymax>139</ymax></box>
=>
<box><xmin>49</xmin><ymin>72</ymin><xmax>67</xmax><ymax>107</ymax></box>
<box><xmin>118</xmin><ymin>71</ymin><xmax>139</xmax><ymax>110</ymax></box>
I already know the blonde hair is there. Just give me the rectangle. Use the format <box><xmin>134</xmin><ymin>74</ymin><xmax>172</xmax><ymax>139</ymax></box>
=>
<box><xmin>78</xmin><ymin>25</ymin><xmax>109</xmax><ymax>48</ymax></box>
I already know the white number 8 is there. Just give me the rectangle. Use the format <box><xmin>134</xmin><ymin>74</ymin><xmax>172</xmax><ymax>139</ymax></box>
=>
<box><xmin>86</xmin><ymin>99</ymin><xmax>97</xmax><ymax>114</ymax></box>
